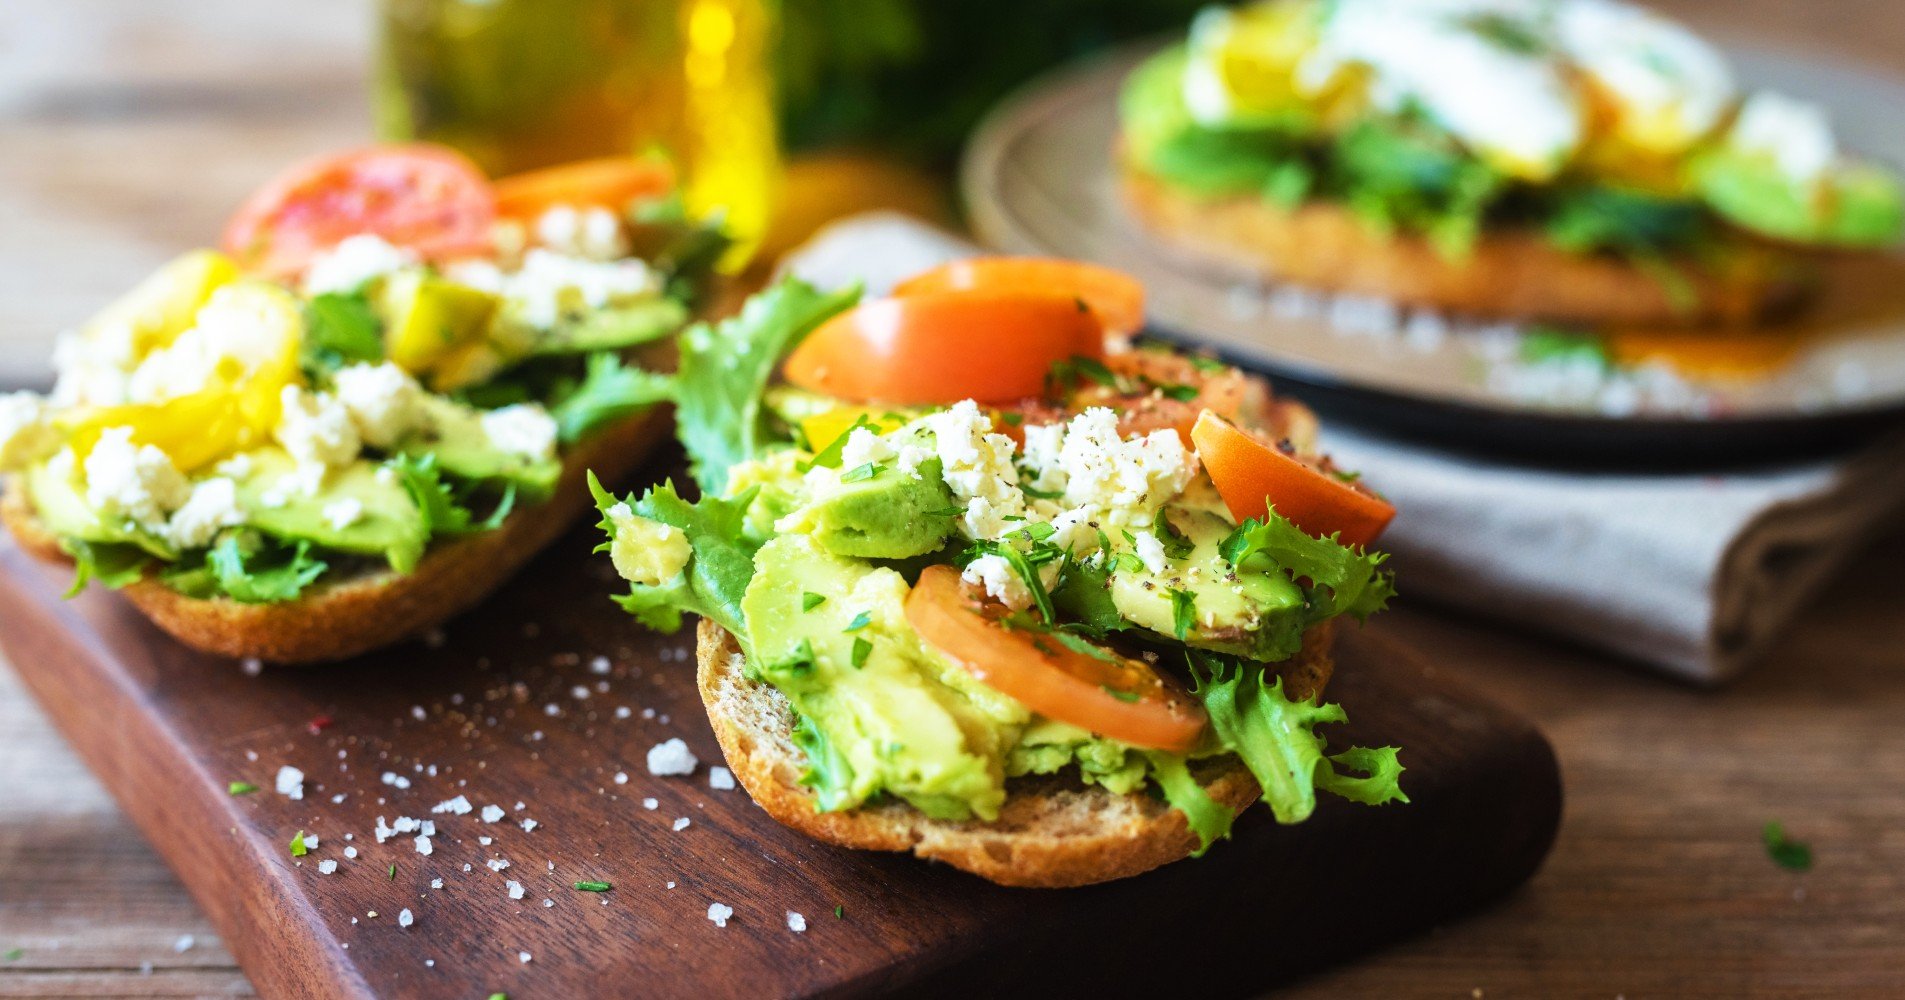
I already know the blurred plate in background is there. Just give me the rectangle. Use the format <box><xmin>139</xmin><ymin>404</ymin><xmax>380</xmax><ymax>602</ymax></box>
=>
<box><xmin>963</xmin><ymin>41</ymin><xmax>1905</xmax><ymax>465</ymax></box>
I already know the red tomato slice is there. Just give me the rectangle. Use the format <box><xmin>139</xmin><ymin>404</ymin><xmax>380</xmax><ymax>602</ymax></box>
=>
<box><xmin>893</xmin><ymin>258</ymin><xmax>1147</xmax><ymax>337</ymax></box>
<box><xmin>782</xmin><ymin>292</ymin><xmax>1104</xmax><ymax>404</ymax></box>
<box><xmin>905</xmin><ymin>565</ymin><xmax>1208</xmax><ymax>753</ymax></box>
<box><xmin>493</xmin><ymin>157</ymin><xmax>677</xmax><ymax>221</ymax></box>
<box><xmin>1191</xmin><ymin>410</ymin><xmax>1395</xmax><ymax>547</ymax></box>
<box><xmin>221</xmin><ymin>144</ymin><xmax>496</xmax><ymax>279</ymax></box>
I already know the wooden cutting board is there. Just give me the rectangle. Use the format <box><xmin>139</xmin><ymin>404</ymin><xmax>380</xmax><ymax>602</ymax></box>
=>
<box><xmin>0</xmin><ymin>464</ymin><xmax>1561</xmax><ymax>1000</ymax></box>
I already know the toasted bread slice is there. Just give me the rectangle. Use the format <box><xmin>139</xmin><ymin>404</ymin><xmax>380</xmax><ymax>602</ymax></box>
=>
<box><xmin>696</xmin><ymin>616</ymin><xmax>1338</xmax><ymax>887</ymax></box>
<box><xmin>1120</xmin><ymin>164</ymin><xmax>1806</xmax><ymax>328</ymax></box>
<box><xmin>3</xmin><ymin>407</ymin><xmax>671</xmax><ymax>663</ymax></box>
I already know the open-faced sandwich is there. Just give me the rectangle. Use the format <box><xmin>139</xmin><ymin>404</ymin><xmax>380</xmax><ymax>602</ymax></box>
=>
<box><xmin>0</xmin><ymin>145</ymin><xmax>725</xmax><ymax>662</ymax></box>
<box><xmin>1119</xmin><ymin>0</ymin><xmax>1904</xmax><ymax>327</ymax></box>
<box><xmin>592</xmin><ymin>258</ymin><xmax>1406</xmax><ymax>886</ymax></box>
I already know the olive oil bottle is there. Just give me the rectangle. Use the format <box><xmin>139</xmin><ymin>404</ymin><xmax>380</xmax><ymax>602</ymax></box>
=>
<box><xmin>375</xmin><ymin>0</ymin><xmax>779</xmax><ymax>264</ymax></box>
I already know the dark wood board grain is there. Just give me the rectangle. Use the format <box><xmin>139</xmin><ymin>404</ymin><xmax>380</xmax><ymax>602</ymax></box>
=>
<box><xmin>0</xmin><ymin>458</ymin><xmax>1561</xmax><ymax>1000</ymax></box>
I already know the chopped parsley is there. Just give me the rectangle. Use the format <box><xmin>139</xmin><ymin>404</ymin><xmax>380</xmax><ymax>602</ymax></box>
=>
<box><xmin>1763</xmin><ymin>821</ymin><xmax>1813</xmax><ymax>871</ymax></box>
<box><xmin>850</xmin><ymin>636</ymin><xmax>872</xmax><ymax>669</ymax></box>
<box><xmin>387</xmin><ymin>863</ymin><xmax>397</xmax><ymax>881</ymax></box>
<box><xmin>834</xmin><ymin>904</ymin><xmax>844</xmax><ymax>918</ymax></box>
<box><xmin>800</xmin><ymin>592</ymin><xmax>826</xmax><ymax>612</ymax></box>
<box><xmin>573</xmin><ymin>881</ymin><xmax>613</xmax><ymax>892</ymax></box>
<box><xmin>844</xmin><ymin>611</ymin><xmax>872</xmax><ymax>632</ymax></box>
<box><xmin>1157</xmin><ymin>383</ymin><xmax>1200</xmax><ymax>402</ymax></box>
<box><xmin>840</xmin><ymin>461</ymin><xmax>882</xmax><ymax>483</ymax></box>
<box><xmin>288</xmin><ymin>830</ymin><xmax>309</xmax><ymax>858</ymax></box>
<box><xmin>4</xmin><ymin>948</ymin><xmax>24</xmax><ymax>962</ymax></box>
<box><xmin>1169</xmin><ymin>588</ymin><xmax>1197</xmax><ymax>640</ymax></box>
<box><xmin>228</xmin><ymin>781</ymin><xmax>259</xmax><ymax>796</ymax></box>
<box><xmin>801</xmin><ymin>413</ymin><xmax>872</xmax><ymax>470</ymax></box>
<box><xmin>1102</xmin><ymin>685</ymin><xmax>1141</xmax><ymax>703</ymax></box>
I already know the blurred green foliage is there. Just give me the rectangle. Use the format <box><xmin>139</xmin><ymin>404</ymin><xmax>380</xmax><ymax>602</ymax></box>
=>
<box><xmin>777</xmin><ymin>0</ymin><xmax>1207</xmax><ymax>162</ymax></box>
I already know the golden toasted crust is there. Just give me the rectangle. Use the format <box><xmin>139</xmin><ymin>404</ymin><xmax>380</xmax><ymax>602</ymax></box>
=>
<box><xmin>694</xmin><ymin>616</ymin><xmax>1337</xmax><ymax>888</ymax></box>
<box><xmin>1120</xmin><ymin>164</ymin><xmax>1806</xmax><ymax>328</ymax></box>
<box><xmin>2</xmin><ymin>407</ymin><xmax>671</xmax><ymax>663</ymax></box>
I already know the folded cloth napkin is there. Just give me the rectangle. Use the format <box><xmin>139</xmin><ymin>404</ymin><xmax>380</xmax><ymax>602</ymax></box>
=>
<box><xmin>781</xmin><ymin>213</ymin><xmax>1905</xmax><ymax>684</ymax></box>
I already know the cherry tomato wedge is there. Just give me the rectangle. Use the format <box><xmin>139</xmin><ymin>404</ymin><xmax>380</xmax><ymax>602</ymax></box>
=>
<box><xmin>783</xmin><ymin>292</ymin><xmax>1104</xmax><ymax>404</ymax></box>
<box><xmin>1191</xmin><ymin>410</ymin><xmax>1395</xmax><ymax>547</ymax></box>
<box><xmin>893</xmin><ymin>258</ymin><xmax>1147</xmax><ymax>337</ymax></box>
<box><xmin>493</xmin><ymin>156</ymin><xmax>676</xmax><ymax>220</ymax></box>
<box><xmin>905</xmin><ymin>565</ymin><xmax>1208</xmax><ymax>753</ymax></box>
<box><xmin>221</xmin><ymin>144</ymin><xmax>496</xmax><ymax>279</ymax></box>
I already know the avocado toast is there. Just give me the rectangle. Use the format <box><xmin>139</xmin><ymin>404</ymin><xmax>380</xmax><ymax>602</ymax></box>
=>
<box><xmin>593</xmin><ymin>259</ymin><xmax>1406</xmax><ymax>886</ymax></box>
<box><xmin>1119</xmin><ymin>0</ymin><xmax>1904</xmax><ymax>328</ymax></box>
<box><xmin>0</xmin><ymin>146</ymin><xmax>722</xmax><ymax>662</ymax></box>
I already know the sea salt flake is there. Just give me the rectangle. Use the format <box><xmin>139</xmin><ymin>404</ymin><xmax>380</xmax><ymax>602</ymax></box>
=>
<box><xmin>507</xmin><ymin>880</ymin><xmax>525</xmax><ymax>900</ymax></box>
<box><xmin>787</xmin><ymin>911</ymin><xmax>807</xmax><ymax>933</ymax></box>
<box><xmin>707</xmin><ymin>903</ymin><xmax>734</xmax><ymax>927</ymax></box>
<box><xmin>672</xmin><ymin>817</ymin><xmax>691</xmax><ymax>832</ymax></box>
<box><xmin>317</xmin><ymin>860</ymin><xmax>338</xmax><ymax>875</ymax></box>
<box><xmin>480</xmin><ymin>804</ymin><xmax>505</xmax><ymax>823</ymax></box>
<box><xmin>431</xmin><ymin>795</ymin><xmax>473</xmax><ymax>815</ymax></box>
<box><xmin>398</xmin><ymin>908</ymin><xmax>414</xmax><ymax>928</ymax></box>
<box><xmin>646</xmin><ymin>738</ymin><xmax>698</xmax><ymax>776</ymax></box>
<box><xmin>275</xmin><ymin>765</ymin><xmax>305</xmax><ymax>800</ymax></box>
<box><xmin>709</xmin><ymin>767</ymin><xmax>736</xmax><ymax>791</ymax></box>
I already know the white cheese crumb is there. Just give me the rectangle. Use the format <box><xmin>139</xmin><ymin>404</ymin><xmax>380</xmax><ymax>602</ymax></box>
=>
<box><xmin>787</xmin><ymin>911</ymin><xmax>807</xmax><ymax>933</ymax></box>
<box><xmin>1133</xmin><ymin>530</ymin><xmax>1169</xmax><ymax>575</ymax></box>
<box><xmin>709</xmin><ymin>767</ymin><xmax>735</xmax><ymax>791</ymax></box>
<box><xmin>646</xmin><ymin>738</ymin><xmax>698</xmax><ymax>776</ymax></box>
<box><xmin>332</xmin><ymin>361</ymin><xmax>426</xmax><ymax>448</ymax></box>
<box><xmin>274</xmin><ymin>386</ymin><xmax>360</xmax><ymax>482</ymax></box>
<box><xmin>322</xmin><ymin>497</ymin><xmax>365</xmax><ymax>531</ymax></box>
<box><xmin>707</xmin><ymin>903</ymin><xmax>734</xmax><ymax>927</ymax></box>
<box><xmin>960</xmin><ymin>552</ymin><xmax>1032</xmax><ymax>611</ymax></box>
<box><xmin>165</xmin><ymin>477</ymin><xmax>245</xmax><ymax>549</ymax></box>
<box><xmin>543</xmin><ymin>898</ymin><xmax>554</xmax><ymax>908</ymax></box>
<box><xmin>480</xmin><ymin>804</ymin><xmax>505</xmax><ymax>823</ymax></box>
<box><xmin>83</xmin><ymin>427</ymin><xmax>190</xmax><ymax>531</ymax></box>
<box><xmin>479</xmin><ymin>836</ymin><xmax>493</xmax><ymax>846</ymax></box>
<box><xmin>506</xmin><ymin>880</ymin><xmax>525</xmax><ymax>900</ymax></box>
<box><xmin>275</xmin><ymin>765</ymin><xmax>305</xmax><ymax>800</ymax></box>
<box><xmin>480</xmin><ymin>403</ymin><xmax>559</xmax><ymax>464</ymax></box>
<box><xmin>397</xmin><ymin>908</ymin><xmax>414</xmax><ymax>929</ymax></box>
<box><xmin>317</xmin><ymin>860</ymin><xmax>338</xmax><ymax>875</ymax></box>
<box><xmin>299</xmin><ymin>833</ymin><xmax>320</xmax><ymax>851</ymax></box>
<box><xmin>614</xmin><ymin>706</ymin><xmax>632</xmax><ymax>719</ymax></box>
<box><xmin>303</xmin><ymin>233</ymin><xmax>418</xmax><ymax>295</ymax></box>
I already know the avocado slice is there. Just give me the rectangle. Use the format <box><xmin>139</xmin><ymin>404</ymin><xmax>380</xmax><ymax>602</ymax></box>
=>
<box><xmin>794</xmin><ymin>459</ymin><xmax>958</xmax><ymax>560</ymax></box>
<box><xmin>232</xmin><ymin>450</ymin><xmax>429</xmax><ymax>573</ymax></box>
<box><xmin>378</xmin><ymin>270</ymin><xmax>500</xmax><ymax>376</ymax></box>
<box><xmin>1697</xmin><ymin>150</ymin><xmax>1904</xmax><ymax>247</ymax></box>
<box><xmin>393</xmin><ymin>396</ymin><xmax>561</xmax><ymax>499</ymax></box>
<box><xmin>529</xmin><ymin>298</ymin><xmax>688</xmax><ymax>356</ymax></box>
<box><xmin>23</xmin><ymin>459</ymin><xmax>178</xmax><ymax>560</ymax></box>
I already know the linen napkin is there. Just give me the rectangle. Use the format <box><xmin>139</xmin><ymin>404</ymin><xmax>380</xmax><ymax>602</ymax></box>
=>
<box><xmin>780</xmin><ymin>212</ymin><xmax>1905</xmax><ymax>683</ymax></box>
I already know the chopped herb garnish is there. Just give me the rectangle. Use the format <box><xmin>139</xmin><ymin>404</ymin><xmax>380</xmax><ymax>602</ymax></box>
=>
<box><xmin>1154</xmin><ymin>517</ymin><xmax>1194</xmax><ymax>560</ymax></box>
<box><xmin>840</xmin><ymin>461</ymin><xmax>881</xmax><ymax>483</ymax></box>
<box><xmin>927</xmin><ymin>505</ymin><xmax>965</xmax><ymax>517</ymax></box>
<box><xmin>801</xmin><ymin>413</ymin><xmax>873</xmax><ymax>470</ymax></box>
<box><xmin>5</xmin><ymin>948</ymin><xmax>24</xmax><ymax>962</ymax></box>
<box><xmin>1169</xmin><ymin>588</ymin><xmax>1197</xmax><ymax>640</ymax></box>
<box><xmin>834</xmin><ymin>905</ymin><xmax>844</xmax><ymax>918</ymax></box>
<box><xmin>288</xmin><ymin>830</ymin><xmax>309</xmax><ymax>857</ymax></box>
<box><xmin>488</xmin><ymin>994</ymin><xmax>509</xmax><ymax>1000</ymax></box>
<box><xmin>1188</xmin><ymin>354</ymin><xmax>1228</xmax><ymax>373</ymax></box>
<box><xmin>573</xmin><ymin>881</ymin><xmax>613</xmax><ymax>892</ymax></box>
<box><xmin>1158</xmin><ymin>383</ymin><xmax>1200</xmax><ymax>402</ymax></box>
<box><xmin>1102</xmin><ymin>685</ymin><xmax>1141</xmax><ymax>703</ymax></box>
<box><xmin>801</xmin><ymin>592</ymin><xmax>826</xmax><ymax>612</ymax></box>
<box><xmin>387</xmin><ymin>864</ymin><xmax>397</xmax><ymax>881</ymax></box>
<box><xmin>850</xmin><ymin>636</ymin><xmax>872</xmax><ymax>669</ymax></box>
<box><xmin>1050</xmin><ymin>629</ymin><xmax>1122</xmax><ymax>663</ymax></box>
<box><xmin>1013</xmin><ymin>522</ymin><xmax>1057</xmax><ymax>544</ymax></box>
<box><xmin>999</xmin><ymin>411</ymin><xmax>1024</xmax><ymax>426</ymax></box>
<box><xmin>1074</xmin><ymin>296</ymin><xmax>1090</xmax><ymax>313</ymax></box>
<box><xmin>1019</xmin><ymin>480</ymin><xmax>1062</xmax><ymax>500</ymax></box>
<box><xmin>228</xmin><ymin>781</ymin><xmax>259</xmax><ymax>796</ymax></box>
<box><xmin>1763</xmin><ymin>821</ymin><xmax>1813</xmax><ymax>871</ymax></box>
<box><xmin>844</xmin><ymin>611</ymin><xmax>872</xmax><ymax>632</ymax></box>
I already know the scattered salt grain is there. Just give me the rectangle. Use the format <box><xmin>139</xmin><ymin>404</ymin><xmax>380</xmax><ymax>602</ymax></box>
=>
<box><xmin>480</xmin><ymin>804</ymin><xmax>505</xmax><ymax>823</ymax></box>
<box><xmin>614</xmin><ymin>706</ymin><xmax>632</xmax><ymax>719</ymax></box>
<box><xmin>431</xmin><ymin>795</ymin><xmax>473</xmax><ymax>815</ymax></box>
<box><xmin>642</xmin><ymin>798</ymin><xmax>658</xmax><ymax>810</ymax></box>
<box><xmin>420</xmin><ymin>820</ymin><xmax>436</xmax><ymax>837</ymax></box>
<box><xmin>507</xmin><ymin>881</ymin><xmax>525</xmax><ymax>900</ymax></box>
<box><xmin>431</xmin><ymin>878</ymin><xmax>444</xmax><ymax>889</ymax></box>
<box><xmin>646</xmin><ymin>738</ymin><xmax>698</xmax><ymax>776</ymax></box>
<box><xmin>787</xmin><ymin>911</ymin><xmax>807</xmax><ymax>933</ymax></box>
<box><xmin>544</xmin><ymin>703</ymin><xmax>561</xmax><ymax>717</ymax></box>
<box><xmin>414</xmin><ymin>835</ymin><xmax>433</xmax><ymax>856</ymax></box>
<box><xmin>398</xmin><ymin>908</ymin><xmax>414</xmax><ymax>928</ymax></box>
<box><xmin>519</xmin><ymin>950</ymin><xmax>532</xmax><ymax>964</ymax></box>
<box><xmin>672</xmin><ymin>817</ymin><xmax>691</xmax><ymax>832</ymax></box>
<box><xmin>317</xmin><ymin>860</ymin><xmax>338</xmax><ymax>875</ymax></box>
<box><xmin>173</xmin><ymin>935</ymin><xmax>195</xmax><ymax>953</ymax></box>
<box><xmin>570</xmin><ymin>685</ymin><xmax>590</xmax><ymax>700</ymax></box>
<box><xmin>707</xmin><ymin>903</ymin><xmax>734</xmax><ymax>928</ymax></box>
<box><xmin>344</xmin><ymin>846</ymin><xmax>358</xmax><ymax>859</ymax></box>
<box><xmin>479</xmin><ymin>836</ymin><xmax>493</xmax><ymax>846</ymax></box>
<box><xmin>542</xmin><ymin>899</ymin><xmax>554</xmax><ymax>908</ymax></box>
<box><xmin>410</xmin><ymin>705</ymin><xmax>427</xmax><ymax>721</ymax></box>
<box><xmin>520</xmin><ymin>819</ymin><xmax>539</xmax><ymax>833</ymax></box>
<box><xmin>666</xmin><ymin>881</ymin><xmax>676</xmax><ymax>889</ymax></box>
<box><xmin>488</xmin><ymin>859</ymin><xmax>511</xmax><ymax>871</ymax></box>
<box><xmin>275</xmin><ymin>765</ymin><xmax>305</xmax><ymax>800</ymax></box>
<box><xmin>709</xmin><ymin>767</ymin><xmax>735</xmax><ymax>791</ymax></box>
<box><xmin>613</xmin><ymin>772</ymin><xmax>629</xmax><ymax>785</ymax></box>
<box><xmin>241</xmin><ymin>658</ymin><xmax>263</xmax><ymax>676</ymax></box>
<box><xmin>590</xmin><ymin>656</ymin><xmax>612</xmax><ymax>674</ymax></box>
<box><xmin>381</xmin><ymin>771</ymin><xmax>411</xmax><ymax>789</ymax></box>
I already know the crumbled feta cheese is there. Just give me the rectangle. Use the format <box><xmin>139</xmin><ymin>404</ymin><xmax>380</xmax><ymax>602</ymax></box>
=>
<box><xmin>1729</xmin><ymin>90</ymin><xmax>1838</xmax><ymax>183</ymax></box>
<box><xmin>50</xmin><ymin>328</ymin><xmax>134</xmax><ymax>408</ymax></box>
<box><xmin>479</xmin><ymin>804</ymin><xmax>505</xmax><ymax>823</ymax></box>
<box><xmin>503</xmin><ymin>249</ymin><xmax>656</xmax><ymax>329</ymax></box>
<box><xmin>919</xmin><ymin>401</ymin><xmax>1026</xmax><ymax>540</ymax></box>
<box><xmin>646</xmin><ymin>738</ymin><xmax>698</xmax><ymax>776</ymax></box>
<box><xmin>507</xmin><ymin>880</ymin><xmax>525</xmax><ymax>900</ymax></box>
<box><xmin>125</xmin><ymin>287</ymin><xmax>294</xmax><ymax>404</ymax></box>
<box><xmin>0</xmin><ymin>392</ymin><xmax>57</xmax><ymax>472</ymax></box>
<box><xmin>431</xmin><ymin>795</ymin><xmax>473</xmax><ymax>815</ymax></box>
<box><xmin>165</xmin><ymin>477</ymin><xmax>244</xmax><ymax>549</ymax></box>
<box><xmin>1052</xmin><ymin>408</ymin><xmax>1194</xmax><ymax>530</ymax></box>
<box><xmin>786</xmin><ymin>911</ymin><xmax>807</xmax><ymax>933</ymax></box>
<box><xmin>397</xmin><ymin>908</ymin><xmax>414</xmax><ymax>928</ymax></box>
<box><xmin>317</xmin><ymin>859</ymin><xmax>338</xmax><ymax>875</ymax></box>
<box><xmin>606</xmin><ymin>502</ymin><xmax>692</xmax><ymax>586</ymax></box>
<box><xmin>275</xmin><ymin>386</ymin><xmax>360</xmax><ymax>482</ymax></box>
<box><xmin>709</xmin><ymin>766</ymin><xmax>736</xmax><ymax>791</ymax></box>
<box><xmin>533</xmin><ymin>205</ymin><xmax>630</xmax><ymax>261</ymax></box>
<box><xmin>83</xmin><ymin>427</ymin><xmax>190</xmax><ymax>531</ymax></box>
<box><xmin>322</xmin><ymin>497</ymin><xmax>364</xmax><ymax>531</ymax></box>
<box><xmin>961</xmin><ymin>553</ymin><xmax>1032</xmax><ymax>611</ymax></box>
<box><xmin>838</xmin><ymin>426</ymin><xmax>896</xmax><ymax>471</ymax></box>
<box><xmin>303</xmin><ymin>234</ymin><xmax>418</xmax><ymax>296</ymax></box>
<box><xmin>1132</xmin><ymin>530</ymin><xmax>1169</xmax><ymax>575</ymax></box>
<box><xmin>332</xmin><ymin>362</ymin><xmax>426</xmax><ymax>448</ymax></box>
<box><xmin>299</xmin><ymin>833</ymin><xmax>320</xmax><ymax>851</ymax></box>
<box><xmin>275</xmin><ymin>765</ymin><xmax>305</xmax><ymax>800</ymax></box>
<box><xmin>480</xmin><ymin>403</ymin><xmax>558</xmax><ymax>464</ymax></box>
<box><xmin>707</xmin><ymin>903</ymin><xmax>734</xmax><ymax>927</ymax></box>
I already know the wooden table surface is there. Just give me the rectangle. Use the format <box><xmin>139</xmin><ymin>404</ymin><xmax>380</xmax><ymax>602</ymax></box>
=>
<box><xmin>2</xmin><ymin>2</ymin><xmax>1902</xmax><ymax>997</ymax></box>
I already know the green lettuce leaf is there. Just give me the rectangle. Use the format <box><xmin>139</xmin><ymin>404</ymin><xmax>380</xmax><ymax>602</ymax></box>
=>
<box><xmin>203</xmin><ymin>532</ymin><xmax>329</xmax><ymax>604</ymax></box>
<box><xmin>1218</xmin><ymin>510</ymin><xmax>1395</xmax><ymax>622</ymax></box>
<box><xmin>791</xmin><ymin>710</ymin><xmax>859</xmax><ymax>812</ymax></box>
<box><xmin>387</xmin><ymin>454</ymin><xmax>476</xmax><ymax>536</ymax></box>
<box><xmin>551</xmin><ymin>352</ymin><xmax>674</xmax><ymax>444</ymax></box>
<box><xmin>1189</xmin><ymin>652</ymin><xmax>1407</xmax><ymax>824</ymax></box>
<box><xmin>1142</xmin><ymin>751</ymin><xmax>1236</xmax><ymax>855</ymax></box>
<box><xmin>62</xmin><ymin>539</ymin><xmax>150</xmax><ymax>597</ymax></box>
<box><xmin>300</xmin><ymin>291</ymin><xmax>384</xmax><ymax>376</ymax></box>
<box><xmin>590</xmin><ymin>474</ymin><xmax>762</xmax><ymax>637</ymax></box>
<box><xmin>673</xmin><ymin>277</ymin><xmax>859</xmax><ymax>494</ymax></box>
